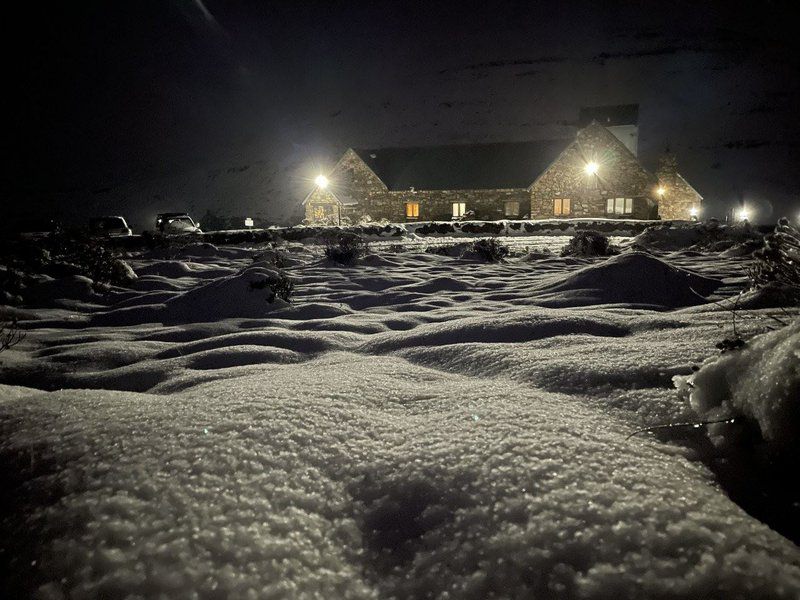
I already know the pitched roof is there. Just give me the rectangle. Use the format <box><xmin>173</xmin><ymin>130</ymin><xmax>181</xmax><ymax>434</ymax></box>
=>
<box><xmin>578</xmin><ymin>104</ymin><xmax>639</xmax><ymax>127</ymax></box>
<box><xmin>351</xmin><ymin>139</ymin><xmax>571</xmax><ymax>191</ymax></box>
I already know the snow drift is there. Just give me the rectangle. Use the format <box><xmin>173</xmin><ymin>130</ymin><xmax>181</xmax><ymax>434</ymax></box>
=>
<box><xmin>677</xmin><ymin>318</ymin><xmax>800</xmax><ymax>451</ymax></box>
<box><xmin>535</xmin><ymin>252</ymin><xmax>723</xmax><ymax>308</ymax></box>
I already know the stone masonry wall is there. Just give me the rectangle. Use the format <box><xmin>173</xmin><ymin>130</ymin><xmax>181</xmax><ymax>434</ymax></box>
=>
<box><xmin>529</xmin><ymin>123</ymin><xmax>657</xmax><ymax>220</ymax></box>
<box><xmin>656</xmin><ymin>153</ymin><xmax>703</xmax><ymax>220</ymax></box>
<box><xmin>376</xmin><ymin>188</ymin><xmax>530</xmax><ymax>222</ymax></box>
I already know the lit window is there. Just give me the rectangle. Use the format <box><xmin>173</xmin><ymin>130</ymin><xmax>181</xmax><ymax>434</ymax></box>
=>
<box><xmin>452</xmin><ymin>202</ymin><xmax>466</xmax><ymax>218</ymax></box>
<box><xmin>312</xmin><ymin>206</ymin><xmax>325</xmax><ymax>220</ymax></box>
<box><xmin>405</xmin><ymin>202</ymin><xmax>420</xmax><ymax>218</ymax></box>
<box><xmin>553</xmin><ymin>198</ymin><xmax>571</xmax><ymax>216</ymax></box>
<box><xmin>504</xmin><ymin>201</ymin><xmax>520</xmax><ymax>216</ymax></box>
<box><xmin>606</xmin><ymin>198</ymin><xmax>633</xmax><ymax>215</ymax></box>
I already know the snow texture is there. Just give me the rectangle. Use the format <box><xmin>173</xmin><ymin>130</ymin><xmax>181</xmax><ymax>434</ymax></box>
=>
<box><xmin>1</xmin><ymin>233</ymin><xmax>799</xmax><ymax>598</ymax></box>
<box><xmin>679</xmin><ymin>318</ymin><xmax>800</xmax><ymax>450</ymax></box>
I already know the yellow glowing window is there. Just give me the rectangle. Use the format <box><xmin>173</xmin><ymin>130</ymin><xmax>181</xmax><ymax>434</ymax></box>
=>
<box><xmin>554</xmin><ymin>198</ymin><xmax>571</xmax><ymax>215</ymax></box>
<box><xmin>312</xmin><ymin>206</ymin><xmax>325</xmax><ymax>220</ymax></box>
<box><xmin>452</xmin><ymin>202</ymin><xmax>466</xmax><ymax>217</ymax></box>
<box><xmin>606</xmin><ymin>198</ymin><xmax>633</xmax><ymax>215</ymax></box>
<box><xmin>504</xmin><ymin>201</ymin><xmax>520</xmax><ymax>216</ymax></box>
<box><xmin>405</xmin><ymin>202</ymin><xmax>420</xmax><ymax>218</ymax></box>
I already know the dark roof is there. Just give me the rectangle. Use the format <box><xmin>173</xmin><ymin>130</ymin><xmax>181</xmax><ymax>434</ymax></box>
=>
<box><xmin>352</xmin><ymin>139</ymin><xmax>571</xmax><ymax>191</ymax></box>
<box><xmin>578</xmin><ymin>104</ymin><xmax>639</xmax><ymax>127</ymax></box>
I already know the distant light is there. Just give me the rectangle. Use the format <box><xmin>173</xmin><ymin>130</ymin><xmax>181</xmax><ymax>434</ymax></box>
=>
<box><xmin>689</xmin><ymin>207</ymin><xmax>698</xmax><ymax>217</ymax></box>
<box><xmin>738</xmin><ymin>209</ymin><xmax>749</xmax><ymax>221</ymax></box>
<box><xmin>584</xmin><ymin>162</ymin><xmax>599</xmax><ymax>175</ymax></box>
<box><xmin>315</xmin><ymin>174</ymin><xmax>329</xmax><ymax>188</ymax></box>
<box><xmin>244</xmin><ymin>217</ymin><xmax>254</xmax><ymax>227</ymax></box>
<box><xmin>657</xmin><ymin>186</ymin><xmax>666</xmax><ymax>196</ymax></box>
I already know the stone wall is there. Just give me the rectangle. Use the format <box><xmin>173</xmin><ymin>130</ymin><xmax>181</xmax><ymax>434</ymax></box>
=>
<box><xmin>656</xmin><ymin>153</ymin><xmax>703</xmax><ymax>220</ymax></box>
<box><xmin>386</xmin><ymin>188</ymin><xmax>530</xmax><ymax>222</ymax></box>
<box><xmin>529</xmin><ymin>123</ymin><xmax>657</xmax><ymax>220</ymax></box>
<box><xmin>303</xmin><ymin>188</ymin><xmax>341</xmax><ymax>224</ymax></box>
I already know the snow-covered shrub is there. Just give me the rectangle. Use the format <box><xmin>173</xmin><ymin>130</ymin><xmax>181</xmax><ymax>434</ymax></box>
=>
<box><xmin>674</xmin><ymin>318</ymin><xmax>800</xmax><ymax>453</ymax></box>
<box><xmin>471</xmin><ymin>237</ymin><xmax>509</xmax><ymax>262</ymax></box>
<box><xmin>560</xmin><ymin>231</ymin><xmax>618</xmax><ymax>257</ymax></box>
<box><xmin>324</xmin><ymin>233</ymin><xmax>368</xmax><ymax>265</ymax></box>
<box><xmin>249</xmin><ymin>272</ymin><xmax>294</xmax><ymax>303</ymax></box>
<box><xmin>746</xmin><ymin>218</ymin><xmax>800</xmax><ymax>303</ymax></box>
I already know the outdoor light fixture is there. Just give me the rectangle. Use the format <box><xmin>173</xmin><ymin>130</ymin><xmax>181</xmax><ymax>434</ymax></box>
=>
<box><xmin>657</xmin><ymin>186</ymin><xmax>666</xmax><ymax>196</ymax></box>
<box><xmin>689</xmin><ymin>207</ymin><xmax>698</xmax><ymax>217</ymax></box>
<box><xmin>244</xmin><ymin>217</ymin><xmax>254</xmax><ymax>228</ymax></box>
<box><xmin>315</xmin><ymin>174</ymin><xmax>329</xmax><ymax>189</ymax></box>
<box><xmin>584</xmin><ymin>162</ymin><xmax>599</xmax><ymax>175</ymax></box>
<box><xmin>739</xmin><ymin>209</ymin><xmax>749</xmax><ymax>221</ymax></box>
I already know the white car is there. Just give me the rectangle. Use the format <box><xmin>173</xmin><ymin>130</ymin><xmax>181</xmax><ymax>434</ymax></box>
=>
<box><xmin>156</xmin><ymin>213</ymin><xmax>203</xmax><ymax>235</ymax></box>
<box><xmin>89</xmin><ymin>216</ymin><xmax>133</xmax><ymax>237</ymax></box>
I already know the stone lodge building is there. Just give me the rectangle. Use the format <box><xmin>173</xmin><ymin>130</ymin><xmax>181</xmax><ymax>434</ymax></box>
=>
<box><xmin>303</xmin><ymin>106</ymin><xmax>702</xmax><ymax>224</ymax></box>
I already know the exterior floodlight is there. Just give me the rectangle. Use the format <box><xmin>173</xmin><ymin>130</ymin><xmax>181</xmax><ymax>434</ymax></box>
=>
<box><xmin>315</xmin><ymin>175</ymin><xmax>329</xmax><ymax>189</ymax></box>
<box><xmin>689</xmin><ymin>207</ymin><xmax>698</xmax><ymax>217</ymax></box>
<box><xmin>584</xmin><ymin>162</ymin><xmax>599</xmax><ymax>175</ymax></box>
<box><xmin>738</xmin><ymin>209</ymin><xmax>749</xmax><ymax>221</ymax></box>
<box><xmin>657</xmin><ymin>186</ymin><xmax>666</xmax><ymax>196</ymax></box>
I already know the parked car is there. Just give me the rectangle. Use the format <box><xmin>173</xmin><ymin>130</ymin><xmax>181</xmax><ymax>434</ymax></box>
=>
<box><xmin>155</xmin><ymin>213</ymin><xmax>202</xmax><ymax>235</ymax></box>
<box><xmin>89</xmin><ymin>215</ymin><xmax>133</xmax><ymax>237</ymax></box>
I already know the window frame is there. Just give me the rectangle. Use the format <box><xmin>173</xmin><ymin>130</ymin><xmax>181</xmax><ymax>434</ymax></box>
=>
<box><xmin>553</xmin><ymin>198</ymin><xmax>571</xmax><ymax>216</ymax></box>
<box><xmin>606</xmin><ymin>197</ymin><xmax>634</xmax><ymax>215</ymax></box>
<box><xmin>504</xmin><ymin>200</ymin><xmax>520</xmax><ymax>217</ymax></box>
<box><xmin>405</xmin><ymin>202</ymin><xmax>420</xmax><ymax>219</ymax></box>
<box><xmin>452</xmin><ymin>202</ymin><xmax>466</xmax><ymax>218</ymax></box>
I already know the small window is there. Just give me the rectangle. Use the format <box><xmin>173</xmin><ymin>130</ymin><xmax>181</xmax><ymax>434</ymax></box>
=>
<box><xmin>607</xmin><ymin>198</ymin><xmax>634</xmax><ymax>215</ymax></box>
<box><xmin>504</xmin><ymin>201</ymin><xmax>520</xmax><ymax>216</ymax></box>
<box><xmin>452</xmin><ymin>202</ymin><xmax>466</xmax><ymax>218</ymax></box>
<box><xmin>554</xmin><ymin>198</ymin><xmax>571</xmax><ymax>216</ymax></box>
<box><xmin>312</xmin><ymin>206</ymin><xmax>325</xmax><ymax>220</ymax></box>
<box><xmin>405</xmin><ymin>202</ymin><xmax>420</xmax><ymax>218</ymax></box>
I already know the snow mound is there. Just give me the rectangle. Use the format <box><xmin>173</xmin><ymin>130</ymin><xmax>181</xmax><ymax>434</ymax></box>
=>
<box><xmin>678</xmin><ymin>319</ymin><xmax>800</xmax><ymax>450</ymax></box>
<box><xmin>2</xmin><ymin>357</ymin><xmax>800</xmax><ymax>598</ymax></box>
<box><xmin>27</xmin><ymin>275</ymin><xmax>100</xmax><ymax>306</ymax></box>
<box><xmin>163</xmin><ymin>266</ymin><xmax>290</xmax><ymax>323</ymax></box>
<box><xmin>536</xmin><ymin>252</ymin><xmax>722</xmax><ymax>308</ymax></box>
<box><xmin>176</xmin><ymin>242</ymin><xmax>219</xmax><ymax>257</ymax></box>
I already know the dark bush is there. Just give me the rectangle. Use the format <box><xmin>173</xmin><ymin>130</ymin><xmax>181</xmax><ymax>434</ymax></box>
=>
<box><xmin>41</xmin><ymin>228</ymin><xmax>135</xmax><ymax>285</ymax></box>
<box><xmin>324</xmin><ymin>233</ymin><xmax>368</xmax><ymax>265</ymax></box>
<box><xmin>460</xmin><ymin>221</ymin><xmax>504</xmax><ymax>235</ymax></box>
<box><xmin>0</xmin><ymin>317</ymin><xmax>25</xmax><ymax>354</ymax></box>
<box><xmin>560</xmin><ymin>230</ymin><xmax>617</xmax><ymax>257</ymax></box>
<box><xmin>249</xmin><ymin>273</ymin><xmax>294</xmax><ymax>303</ymax></box>
<box><xmin>472</xmin><ymin>238</ymin><xmax>509</xmax><ymax>262</ymax></box>
<box><xmin>747</xmin><ymin>219</ymin><xmax>800</xmax><ymax>301</ymax></box>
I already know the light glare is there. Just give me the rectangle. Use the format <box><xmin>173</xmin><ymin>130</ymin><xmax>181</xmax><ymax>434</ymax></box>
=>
<box><xmin>315</xmin><ymin>175</ymin><xmax>329</xmax><ymax>189</ymax></box>
<box><xmin>584</xmin><ymin>162</ymin><xmax>599</xmax><ymax>175</ymax></box>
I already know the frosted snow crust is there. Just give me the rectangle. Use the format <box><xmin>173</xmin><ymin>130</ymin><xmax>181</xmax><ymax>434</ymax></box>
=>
<box><xmin>2</xmin><ymin>240</ymin><xmax>799</xmax><ymax>598</ymax></box>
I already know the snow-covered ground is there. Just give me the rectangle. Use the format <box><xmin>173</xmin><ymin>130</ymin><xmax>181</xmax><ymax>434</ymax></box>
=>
<box><xmin>1</xmin><ymin>233</ymin><xmax>799</xmax><ymax>598</ymax></box>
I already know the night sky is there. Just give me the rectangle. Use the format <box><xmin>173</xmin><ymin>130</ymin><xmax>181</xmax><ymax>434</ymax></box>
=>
<box><xmin>6</xmin><ymin>0</ymin><xmax>800</xmax><ymax>228</ymax></box>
